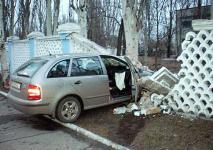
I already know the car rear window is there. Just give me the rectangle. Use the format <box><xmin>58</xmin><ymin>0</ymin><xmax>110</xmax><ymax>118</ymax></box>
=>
<box><xmin>15</xmin><ymin>59</ymin><xmax>47</xmax><ymax>78</ymax></box>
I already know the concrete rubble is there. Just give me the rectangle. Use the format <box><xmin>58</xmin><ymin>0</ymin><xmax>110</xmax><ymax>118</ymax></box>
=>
<box><xmin>120</xmin><ymin>25</ymin><xmax>213</xmax><ymax>120</ymax></box>
<box><xmin>113</xmin><ymin>66</ymin><xmax>179</xmax><ymax>117</ymax></box>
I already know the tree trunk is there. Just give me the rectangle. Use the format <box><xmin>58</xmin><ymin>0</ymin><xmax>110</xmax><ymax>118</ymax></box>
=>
<box><xmin>117</xmin><ymin>19</ymin><xmax>125</xmax><ymax>56</ymax></box>
<box><xmin>38</xmin><ymin>0</ymin><xmax>44</xmax><ymax>32</ymax></box>
<box><xmin>19</xmin><ymin>0</ymin><xmax>31</xmax><ymax>38</ymax></box>
<box><xmin>144</xmin><ymin>0</ymin><xmax>149</xmax><ymax>65</ymax></box>
<box><xmin>78</xmin><ymin>0</ymin><xmax>87</xmax><ymax>38</ymax></box>
<box><xmin>122</xmin><ymin>0</ymin><xmax>139</xmax><ymax>60</ymax></box>
<box><xmin>197</xmin><ymin>0</ymin><xmax>202</xmax><ymax>19</ymax></box>
<box><xmin>155</xmin><ymin>0</ymin><xmax>159</xmax><ymax>69</ymax></box>
<box><xmin>53</xmin><ymin>0</ymin><xmax>60</xmax><ymax>35</ymax></box>
<box><xmin>211</xmin><ymin>0</ymin><xmax>213</xmax><ymax>19</ymax></box>
<box><xmin>46</xmin><ymin>0</ymin><xmax>52</xmax><ymax>36</ymax></box>
<box><xmin>167</xmin><ymin>0</ymin><xmax>173</xmax><ymax>58</ymax></box>
<box><xmin>9</xmin><ymin>0</ymin><xmax>14</xmax><ymax>36</ymax></box>
<box><xmin>25</xmin><ymin>0</ymin><xmax>30</xmax><ymax>36</ymax></box>
<box><xmin>0</xmin><ymin>0</ymin><xmax>8</xmax><ymax>84</ymax></box>
<box><xmin>0</xmin><ymin>0</ymin><xmax>3</xmax><ymax>40</ymax></box>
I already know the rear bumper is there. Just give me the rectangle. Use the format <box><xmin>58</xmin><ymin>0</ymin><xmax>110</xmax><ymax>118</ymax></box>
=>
<box><xmin>7</xmin><ymin>93</ymin><xmax>51</xmax><ymax>115</ymax></box>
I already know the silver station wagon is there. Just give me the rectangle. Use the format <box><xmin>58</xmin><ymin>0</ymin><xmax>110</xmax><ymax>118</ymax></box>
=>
<box><xmin>8</xmin><ymin>53</ymin><xmax>139</xmax><ymax>122</ymax></box>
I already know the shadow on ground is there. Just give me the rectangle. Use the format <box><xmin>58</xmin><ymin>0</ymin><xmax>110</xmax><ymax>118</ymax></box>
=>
<box><xmin>75</xmin><ymin>103</ymin><xmax>213</xmax><ymax>150</ymax></box>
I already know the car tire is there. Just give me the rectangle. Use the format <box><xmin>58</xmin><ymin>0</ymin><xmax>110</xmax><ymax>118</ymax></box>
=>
<box><xmin>56</xmin><ymin>96</ymin><xmax>81</xmax><ymax>123</ymax></box>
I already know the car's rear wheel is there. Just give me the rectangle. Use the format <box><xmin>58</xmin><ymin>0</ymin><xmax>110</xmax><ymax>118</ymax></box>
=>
<box><xmin>56</xmin><ymin>96</ymin><xmax>81</xmax><ymax>123</ymax></box>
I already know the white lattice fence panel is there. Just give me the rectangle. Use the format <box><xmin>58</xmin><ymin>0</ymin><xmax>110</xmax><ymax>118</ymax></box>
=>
<box><xmin>165</xmin><ymin>30</ymin><xmax>213</xmax><ymax>119</ymax></box>
<box><xmin>12</xmin><ymin>41</ymin><xmax>30</xmax><ymax>72</ymax></box>
<box><xmin>72</xmin><ymin>38</ymin><xmax>99</xmax><ymax>53</ymax></box>
<box><xmin>71</xmin><ymin>38</ymin><xmax>87</xmax><ymax>53</ymax></box>
<box><xmin>71</xmin><ymin>35</ymin><xmax>110</xmax><ymax>54</ymax></box>
<box><xmin>35</xmin><ymin>38</ymin><xmax>62</xmax><ymax>56</ymax></box>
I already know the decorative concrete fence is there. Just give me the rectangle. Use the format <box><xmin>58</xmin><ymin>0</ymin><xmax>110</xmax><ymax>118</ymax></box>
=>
<box><xmin>165</xmin><ymin>20</ymin><xmax>213</xmax><ymax>119</ymax></box>
<box><xmin>6</xmin><ymin>23</ymin><xmax>110</xmax><ymax>73</ymax></box>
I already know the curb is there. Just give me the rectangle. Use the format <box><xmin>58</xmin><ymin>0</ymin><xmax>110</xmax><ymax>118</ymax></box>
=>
<box><xmin>46</xmin><ymin>116</ymin><xmax>130</xmax><ymax>150</ymax></box>
<box><xmin>0</xmin><ymin>91</ymin><xmax>130</xmax><ymax>150</ymax></box>
<box><xmin>0</xmin><ymin>91</ymin><xmax>8</xmax><ymax>97</ymax></box>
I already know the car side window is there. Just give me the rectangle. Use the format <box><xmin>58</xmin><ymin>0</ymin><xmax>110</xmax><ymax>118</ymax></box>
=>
<box><xmin>47</xmin><ymin>59</ymin><xmax>70</xmax><ymax>78</ymax></box>
<box><xmin>101</xmin><ymin>56</ymin><xmax>129</xmax><ymax>69</ymax></box>
<box><xmin>71</xmin><ymin>56</ymin><xmax>103</xmax><ymax>76</ymax></box>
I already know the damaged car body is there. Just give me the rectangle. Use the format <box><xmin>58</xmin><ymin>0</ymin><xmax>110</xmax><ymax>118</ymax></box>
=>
<box><xmin>7</xmin><ymin>53</ymin><xmax>140</xmax><ymax>123</ymax></box>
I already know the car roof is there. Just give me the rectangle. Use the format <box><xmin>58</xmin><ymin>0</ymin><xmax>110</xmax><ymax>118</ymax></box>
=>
<box><xmin>32</xmin><ymin>53</ymin><xmax>115</xmax><ymax>60</ymax></box>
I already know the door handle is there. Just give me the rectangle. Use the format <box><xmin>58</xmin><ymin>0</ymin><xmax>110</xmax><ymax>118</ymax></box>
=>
<box><xmin>74</xmin><ymin>80</ymin><xmax>81</xmax><ymax>85</ymax></box>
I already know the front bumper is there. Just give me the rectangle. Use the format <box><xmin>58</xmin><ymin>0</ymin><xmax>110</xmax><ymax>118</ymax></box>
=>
<box><xmin>7</xmin><ymin>93</ymin><xmax>51</xmax><ymax>115</ymax></box>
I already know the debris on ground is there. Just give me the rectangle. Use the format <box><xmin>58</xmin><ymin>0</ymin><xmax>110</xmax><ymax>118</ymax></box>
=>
<box><xmin>113</xmin><ymin>106</ymin><xmax>127</xmax><ymax>114</ymax></box>
<box><xmin>127</xmin><ymin>103</ymin><xmax>139</xmax><ymax>112</ymax></box>
<box><xmin>113</xmin><ymin>66</ymin><xmax>179</xmax><ymax>117</ymax></box>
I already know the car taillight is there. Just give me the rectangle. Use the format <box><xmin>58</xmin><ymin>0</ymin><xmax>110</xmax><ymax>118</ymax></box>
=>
<box><xmin>28</xmin><ymin>84</ymin><xmax>41</xmax><ymax>100</ymax></box>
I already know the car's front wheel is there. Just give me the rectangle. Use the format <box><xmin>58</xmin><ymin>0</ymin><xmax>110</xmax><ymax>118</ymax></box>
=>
<box><xmin>56</xmin><ymin>96</ymin><xmax>81</xmax><ymax>123</ymax></box>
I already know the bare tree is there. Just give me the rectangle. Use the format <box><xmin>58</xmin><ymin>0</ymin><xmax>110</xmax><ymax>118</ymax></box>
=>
<box><xmin>122</xmin><ymin>0</ymin><xmax>145</xmax><ymax>60</ymax></box>
<box><xmin>30</xmin><ymin>0</ymin><xmax>38</xmax><ymax>32</ymax></box>
<box><xmin>87</xmin><ymin>0</ymin><xmax>105</xmax><ymax>45</ymax></box>
<box><xmin>0</xmin><ymin>0</ymin><xmax>8</xmax><ymax>84</ymax></box>
<box><xmin>46</xmin><ymin>0</ymin><xmax>52</xmax><ymax>36</ymax></box>
<box><xmin>70</xmin><ymin>0</ymin><xmax>88</xmax><ymax>37</ymax></box>
<box><xmin>17</xmin><ymin>0</ymin><xmax>31</xmax><ymax>38</ymax></box>
<box><xmin>53</xmin><ymin>0</ymin><xmax>60</xmax><ymax>35</ymax></box>
<box><xmin>143</xmin><ymin>0</ymin><xmax>150</xmax><ymax>65</ymax></box>
<box><xmin>0</xmin><ymin>0</ymin><xmax>4</xmax><ymax>41</ymax></box>
<box><xmin>9</xmin><ymin>0</ymin><xmax>16</xmax><ymax>36</ymax></box>
<box><xmin>117</xmin><ymin>19</ymin><xmax>126</xmax><ymax>56</ymax></box>
<box><xmin>1</xmin><ymin>0</ymin><xmax>16</xmax><ymax>38</ymax></box>
<box><xmin>167</xmin><ymin>0</ymin><xmax>173</xmax><ymax>58</ymax></box>
<box><xmin>38</xmin><ymin>0</ymin><xmax>45</xmax><ymax>32</ymax></box>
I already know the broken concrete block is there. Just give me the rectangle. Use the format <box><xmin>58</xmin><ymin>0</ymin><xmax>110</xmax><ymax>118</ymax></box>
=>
<box><xmin>127</xmin><ymin>103</ymin><xmax>139</xmax><ymax>112</ymax></box>
<box><xmin>150</xmin><ymin>67</ymin><xmax>179</xmax><ymax>89</ymax></box>
<box><xmin>133</xmin><ymin>110</ymin><xmax>141</xmax><ymax>116</ymax></box>
<box><xmin>146</xmin><ymin>107</ymin><xmax>161</xmax><ymax>115</ymax></box>
<box><xmin>151</xmin><ymin>93</ymin><xmax>164</xmax><ymax>107</ymax></box>
<box><xmin>139</xmin><ymin>77</ymin><xmax>170</xmax><ymax>95</ymax></box>
<box><xmin>113</xmin><ymin>106</ymin><xmax>127</xmax><ymax>114</ymax></box>
<box><xmin>138</xmin><ymin>66</ymin><xmax>154</xmax><ymax>77</ymax></box>
<box><xmin>139</xmin><ymin>66</ymin><xmax>179</xmax><ymax>95</ymax></box>
<box><xmin>140</xmin><ymin>109</ymin><xmax>147</xmax><ymax>115</ymax></box>
<box><xmin>140</xmin><ymin>107</ymin><xmax>161</xmax><ymax>116</ymax></box>
<box><xmin>160</xmin><ymin>105</ymin><xmax>171</xmax><ymax>114</ymax></box>
<box><xmin>139</xmin><ymin>96</ymin><xmax>153</xmax><ymax>109</ymax></box>
<box><xmin>126</xmin><ymin>103</ymin><xmax>133</xmax><ymax>112</ymax></box>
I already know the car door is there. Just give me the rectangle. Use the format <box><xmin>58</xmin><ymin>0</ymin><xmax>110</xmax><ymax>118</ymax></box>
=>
<box><xmin>123</xmin><ymin>56</ymin><xmax>141</xmax><ymax>103</ymax></box>
<box><xmin>43</xmin><ymin>59</ymin><xmax>72</xmax><ymax>103</ymax></box>
<box><xmin>69</xmin><ymin>56</ymin><xmax>110</xmax><ymax>109</ymax></box>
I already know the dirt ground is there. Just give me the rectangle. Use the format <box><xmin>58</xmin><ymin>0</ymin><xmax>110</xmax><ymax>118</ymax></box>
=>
<box><xmin>76</xmin><ymin>103</ymin><xmax>213</xmax><ymax>150</ymax></box>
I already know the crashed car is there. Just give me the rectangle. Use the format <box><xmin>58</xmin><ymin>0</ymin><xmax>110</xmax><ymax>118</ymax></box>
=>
<box><xmin>8</xmin><ymin>53</ymin><xmax>139</xmax><ymax>122</ymax></box>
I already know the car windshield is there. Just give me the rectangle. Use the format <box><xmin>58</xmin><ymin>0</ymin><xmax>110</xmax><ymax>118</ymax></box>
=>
<box><xmin>16</xmin><ymin>59</ymin><xmax>47</xmax><ymax>78</ymax></box>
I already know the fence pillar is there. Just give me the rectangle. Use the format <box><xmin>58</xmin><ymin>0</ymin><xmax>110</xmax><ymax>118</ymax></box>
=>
<box><xmin>57</xmin><ymin>23</ymin><xmax>81</xmax><ymax>53</ymax></box>
<box><xmin>27</xmin><ymin>32</ymin><xmax>44</xmax><ymax>58</ymax></box>
<box><xmin>59</xmin><ymin>33</ymin><xmax>70</xmax><ymax>53</ymax></box>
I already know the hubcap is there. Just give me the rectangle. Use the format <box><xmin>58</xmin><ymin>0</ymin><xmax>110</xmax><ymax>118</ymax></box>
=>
<box><xmin>61</xmin><ymin>101</ymin><xmax>78</xmax><ymax>120</ymax></box>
